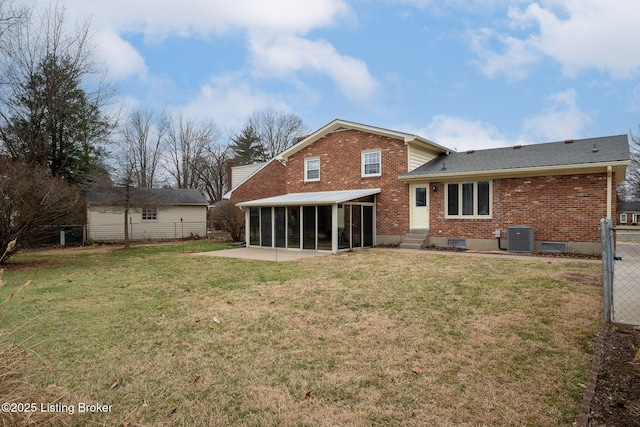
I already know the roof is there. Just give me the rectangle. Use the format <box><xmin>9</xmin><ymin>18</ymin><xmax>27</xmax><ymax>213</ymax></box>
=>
<box><xmin>86</xmin><ymin>188</ymin><xmax>208</xmax><ymax>205</ymax></box>
<box><xmin>236</xmin><ymin>189</ymin><xmax>381</xmax><ymax>207</ymax></box>
<box><xmin>276</xmin><ymin>119</ymin><xmax>453</xmax><ymax>161</ymax></box>
<box><xmin>223</xmin><ymin>158</ymin><xmax>279</xmax><ymax>200</ymax></box>
<box><xmin>400</xmin><ymin>135</ymin><xmax>630</xmax><ymax>180</ymax></box>
<box><xmin>620</xmin><ymin>201</ymin><xmax>640</xmax><ymax>212</ymax></box>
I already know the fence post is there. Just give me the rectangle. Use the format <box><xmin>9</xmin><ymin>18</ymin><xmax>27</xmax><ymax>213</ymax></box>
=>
<box><xmin>600</xmin><ymin>218</ymin><xmax>613</xmax><ymax>323</ymax></box>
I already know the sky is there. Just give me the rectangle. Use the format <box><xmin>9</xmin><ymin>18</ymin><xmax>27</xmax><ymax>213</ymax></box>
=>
<box><xmin>22</xmin><ymin>0</ymin><xmax>640</xmax><ymax>152</ymax></box>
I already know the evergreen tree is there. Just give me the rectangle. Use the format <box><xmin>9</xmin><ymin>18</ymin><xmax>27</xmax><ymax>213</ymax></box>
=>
<box><xmin>229</xmin><ymin>124</ymin><xmax>264</xmax><ymax>165</ymax></box>
<box><xmin>1</xmin><ymin>54</ymin><xmax>111</xmax><ymax>185</ymax></box>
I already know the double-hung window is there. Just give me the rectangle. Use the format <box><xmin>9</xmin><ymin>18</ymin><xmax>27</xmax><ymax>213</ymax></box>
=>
<box><xmin>446</xmin><ymin>181</ymin><xmax>491</xmax><ymax>217</ymax></box>
<box><xmin>142</xmin><ymin>207</ymin><xmax>157</xmax><ymax>221</ymax></box>
<box><xmin>305</xmin><ymin>158</ymin><xmax>320</xmax><ymax>182</ymax></box>
<box><xmin>362</xmin><ymin>150</ymin><xmax>381</xmax><ymax>177</ymax></box>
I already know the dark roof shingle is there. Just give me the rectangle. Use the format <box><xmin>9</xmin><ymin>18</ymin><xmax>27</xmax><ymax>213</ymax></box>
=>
<box><xmin>86</xmin><ymin>188</ymin><xmax>208</xmax><ymax>205</ymax></box>
<box><xmin>401</xmin><ymin>135</ymin><xmax>630</xmax><ymax>178</ymax></box>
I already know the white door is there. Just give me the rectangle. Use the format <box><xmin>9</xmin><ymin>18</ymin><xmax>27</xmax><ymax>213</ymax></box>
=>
<box><xmin>411</xmin><ymin>185</ymin><xmax>429</xmax><ymax>229</ymax></box>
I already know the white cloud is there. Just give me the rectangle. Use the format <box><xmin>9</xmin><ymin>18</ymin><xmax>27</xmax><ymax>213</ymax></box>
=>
<box><xmin>470</xmin><ymin>0</ymin><xmax>640</xmax><ymax>80</ymax></box>
<box><xmin>249</xmin><ymin>36</ymin><xmax>379</xmax><ymax>102</ymax></box>
<box><xmin>32</xmin><ymin>0</ymin><xmax>374</xmax><ymax>103</ymax></box>
<box><xmin>522</xmin><ymin>89</ymin><xmax>591</xmax><ymax>141</ymax></box>
<box><xmin>180</xmin><ymin>73</ymin><xmax>291</xmax><ymax>131</ymax></box>
<box><xmin>413</xmin><ymin>115</ymin><xmax>518</xmax><ymax>152</ymax></box>
<box><xmin>60</xmin><ymin>0</ymin><xmax>349</xmax><ymax>38</ymax></box>
<box><xmin>94</xmin><ymin>31</ymin><xmax>147</xmax><ymax>81</ymax></box>
<box><xmin>467</xmin><ymin>28</ymin><xmax>540</xmax><ymax>81</ymax></box>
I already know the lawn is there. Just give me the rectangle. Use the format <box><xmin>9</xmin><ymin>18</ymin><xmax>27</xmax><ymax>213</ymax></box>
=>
<box><xmin>1</xmin><ymin>242</ymin><xmax>602</xmax><ymax>426</ymax></box>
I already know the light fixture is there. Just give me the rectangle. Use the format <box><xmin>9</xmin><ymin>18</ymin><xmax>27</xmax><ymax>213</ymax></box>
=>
<box><xmin>432</xmin><ymin>185</ymin><xmax>437</xmax><ymax>192</ymax></box>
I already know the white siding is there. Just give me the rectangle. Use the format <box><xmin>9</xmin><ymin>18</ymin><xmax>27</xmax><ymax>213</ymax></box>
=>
<box><xmin>231</xmin><ymin>163</ymin><xmax>267</xmax><ymax>188</ymax></box>
<box><xmin>87</xmin><ymin>205</ymin><xmax>207</xmax><ymax>241</ymax></box>
<box><xmin>407</xmin><ymin>145</ymin><xmax>438</xmax><ymax>172</ymax></box>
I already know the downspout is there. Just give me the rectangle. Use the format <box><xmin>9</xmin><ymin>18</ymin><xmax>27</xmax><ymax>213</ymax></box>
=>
<box><xmin>606</xmin><ymin>166</ymin><xmax>612</xmax><ymax>220</ymax></box>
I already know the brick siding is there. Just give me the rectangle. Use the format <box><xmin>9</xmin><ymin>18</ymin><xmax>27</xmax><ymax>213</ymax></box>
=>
<box><xmin>429</xmin><ymin>173</ymin><xmax>614</xmax><ymax>243</ymax></box>
<box><xmin>284</xmin><ymin>129</ymin><xmax>410</xmax><ymax>236</ymax></box>
<box><xmin>229</xmin><ymin>160</ymin><xmax>286</xmax><ymax>205</ymax></box>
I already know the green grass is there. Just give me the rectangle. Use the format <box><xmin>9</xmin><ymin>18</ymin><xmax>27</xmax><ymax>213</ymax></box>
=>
<box><xmin>0</xmin><ymin>243</ymin><xmax>603</xmax><ymax>426</ymax></box>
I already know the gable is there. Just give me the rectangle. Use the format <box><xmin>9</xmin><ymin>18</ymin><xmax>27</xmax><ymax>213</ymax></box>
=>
<box><xmin>227</xmin><ymin>159</ymin><xmax>286</xmax><ymax>204</ymax></box>
<box><xmin>277</xmin><ymin>119</ymin><xmax>451</xmax><ymax>161</ymax></box>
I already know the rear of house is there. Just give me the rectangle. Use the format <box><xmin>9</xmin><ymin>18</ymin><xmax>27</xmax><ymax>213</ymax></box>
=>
<box><xmin>226</xmin><ymin>120</ymin><xmax>449</xmax><ymax>252</ymax></box>
<box><xmin>227</xmin><ymin>119</ymin><xmax>630</xmax><ymax>255</ymax></box>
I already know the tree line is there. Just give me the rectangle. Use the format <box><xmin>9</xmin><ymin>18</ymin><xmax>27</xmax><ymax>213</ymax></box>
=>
<box><xmin>0</xmin><ymin>2</ymin><xmax>308</xmax><ymax>262</ymax></box>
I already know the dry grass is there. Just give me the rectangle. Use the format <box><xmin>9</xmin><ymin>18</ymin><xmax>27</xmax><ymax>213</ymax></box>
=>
<box><xmin>0</xmin><ymin>244</ymin><xmax>602</xmax><ymax>426</ymax></box>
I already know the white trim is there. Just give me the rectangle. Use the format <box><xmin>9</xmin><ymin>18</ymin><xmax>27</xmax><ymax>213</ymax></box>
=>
<box><xmin>620</xmin><ymin>213</ymin><xmax>628</xmax><ymax>223</ymax></box>
<box><xmin>223</xmin><ymin>158</ymin><xmax>279</xmax><ymax>200</ymax></box>
<box><xmin>237</xmin><ymin>188</ymin><xmax>381</xmax><ymax>207</ymax></box>
<box><xmin>304</xmin><ymin>157</ymin><xmax>320</xmax><ymax>182</ymax></box>
<box><xmin>277</xmin><ymin>119</ymin><xmax>452</xmax><ymax>161</ymax></box>
<box><xmin>361</xmin><ymin>149</ymin><xmax>382</xmax><ymax>177</ymax></box>
<box><xmin>445</xmin><ymin>180</ymin><xmax>492</xmax><ymax>219</ymax></box>
<box><xmin>400</xmin><ymin>161</ymin><xmax>630</xmax><ymax>183</ymax></box>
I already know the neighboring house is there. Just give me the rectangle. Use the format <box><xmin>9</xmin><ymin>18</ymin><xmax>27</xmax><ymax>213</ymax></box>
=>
<box><xmin>86</xmin><ymin>188</ymin><xmax>208</xmax><ymax>241</ymax></box>
<box><xmin>226</xmin><ymin>119</ymin><xmax>630</xmax><ymax>255</ymax></box>
<box><xmin>619</xmin><ymin>201</ymin><xmax>640</xmax><ymax>225</ymax></box>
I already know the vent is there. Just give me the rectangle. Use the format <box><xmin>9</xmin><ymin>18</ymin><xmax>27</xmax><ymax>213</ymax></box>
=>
<box><xmin>507</xmin><ymin>226</ymin><xmax>534</xmax><ymax>253</ymax></box>
<box><xmin>446</xmin><ymin>238</ymin><xmax>467</xmax><ymax>249</ymax></box>
<box><xmin>540</xmin><ymin>241</ymin><xmax>568</xmax><ymax>254</ymax></box>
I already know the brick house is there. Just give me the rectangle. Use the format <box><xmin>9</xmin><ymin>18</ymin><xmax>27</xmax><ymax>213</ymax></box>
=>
<box><xmin>619</xmin><ymin>201</ymin><xmax>640</xmax><ymax>225</ymax></box>
<box><xmin>225</xmin><ymin>119</ymin><xmax>630</xmax><ymax>255</ymax></box>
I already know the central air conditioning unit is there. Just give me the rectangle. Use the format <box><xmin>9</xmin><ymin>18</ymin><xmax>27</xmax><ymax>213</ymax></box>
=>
<box><xmin>507</xmin><ymin>226</ymin><xmax>534</xmax><ymax>253</ymax></box>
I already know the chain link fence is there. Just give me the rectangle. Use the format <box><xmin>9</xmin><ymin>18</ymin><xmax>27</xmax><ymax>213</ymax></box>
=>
<box><xmin>87</xmin><ymin>221</ymin><xmax>207</xmax><ymax>242</ymax></box>
<box><xmin>601</xmin><ymin>218</ymin><xmax>640</xmax><ymax>325</ymax></box>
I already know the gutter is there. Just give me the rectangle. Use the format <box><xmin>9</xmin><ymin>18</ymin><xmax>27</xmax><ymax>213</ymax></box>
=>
<box><xmin>399</xmin><ymin>160</ymin><xmax>630</xmax><ymax>182</ymax></box>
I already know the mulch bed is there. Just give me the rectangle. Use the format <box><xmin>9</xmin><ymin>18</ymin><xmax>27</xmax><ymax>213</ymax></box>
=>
<box><xmin>583</xmin><ymin>325</ymin><xmax>640</xmax><ymax>426</ymax></box>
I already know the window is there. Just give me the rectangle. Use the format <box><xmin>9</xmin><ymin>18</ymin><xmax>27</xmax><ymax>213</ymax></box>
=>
<box><xmin>362</xmin><ymin>150</ymin><xmax>381</xmax><ymax>177</ymax></box>
<box><xmin>620</xmin><ymin>213</ymin><xmax>627</xmax><ymax>223</ymax></box>
<box><xmin>249</xmin><ymin>208</ymin><xmax>260</xmax><ymax>246</ymax></box>
<box><xmin>305</xmin><ymin>158</ymin><xmax>320</xmax><ymax>181</ymax></box>
<box><xmin>415</xmin><ymin>187</ymin><xmax>427</xmax><ymax>207</ymax></box>
<box><xmin>142</xmin><ymin>207</ymin><xmax>157</xmax><ymax>220</ymax></box>
<box><xmin>446</xmin><ymin>181</ymin><xmax>491</xmax><ymax>217</ymax></box>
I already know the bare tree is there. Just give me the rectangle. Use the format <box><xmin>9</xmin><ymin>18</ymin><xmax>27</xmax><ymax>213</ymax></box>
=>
<box><xmin>248</xmin><ymin>108</ymin><xmax>309</xmax><ymax>159</ymax></box>
<box><xmin>165</xmin><ymin>114</ymin><xmax>220</xmax><ymax>190</ymax></box>
<box><xmin>0</xmin><ymin>157</ymin><xmax>85</xmax><ymax>264</ymax></box>
<box><xmin>0</xmin><ymin>1</ymin><xmax>27</xmax><ymax>63</ymax></box>
<box><xmin>195</xmin><ymin>144</ymin><xmax>232</xmax><ymax>203</ymax></box>
<box><xmin>118</xmin><ymin>109</ymin><xmax>168</xmax><ymax>188</ymax></box>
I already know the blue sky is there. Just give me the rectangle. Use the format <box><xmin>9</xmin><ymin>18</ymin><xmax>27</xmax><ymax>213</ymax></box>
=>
<box><xmin>30</xmin><ymin>0</ymin><xmax>640</xmax><ymax>151</ymax></box>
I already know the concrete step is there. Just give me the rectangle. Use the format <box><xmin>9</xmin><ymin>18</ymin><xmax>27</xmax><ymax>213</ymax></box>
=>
<box><xmin>399</xmin><ymin>242</ymin><xmax>423</xmax><ymax>250</ymax></box>
<box><xmin>401</xmin><ymin>229</ymin><xmax>429</xmax><ymax>250</ymax></box>
<box><xmin>402</xmin><ymin>237</ymin><xmax>425</xmax><ymax>244</ymax></box>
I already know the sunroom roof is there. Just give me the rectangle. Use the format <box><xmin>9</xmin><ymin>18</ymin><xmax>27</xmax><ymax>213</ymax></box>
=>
<box><xmin>236</xmin><ymin>189</ymin><xmax>381</xmax><ymax>207</ymax></box>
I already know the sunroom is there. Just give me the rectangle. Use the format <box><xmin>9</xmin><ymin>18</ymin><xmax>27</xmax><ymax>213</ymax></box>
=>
<box><xmin>236</xmin><ymin>189</ymin><xmax>380</xmax><ymax>253</ymax></box>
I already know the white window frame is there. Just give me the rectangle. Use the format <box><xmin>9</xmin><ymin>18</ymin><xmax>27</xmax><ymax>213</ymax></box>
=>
<box><xmin>620</xmin><ymin>213</ymin><xmax>628</xmax><ymax>223</ymax></box>
<box><xmin>361</xmin><ymin>149</ymin><xmax>381</xmax><ymax>177</ymax></box>
<box><xmin>445</xmin><ymin>180</ymin><xmax>492</xmax><ymax>218</ymax></box>
<box><xmin>142</xmin><ymin>207</ymin><xmax>158</xmax><ymax>221</ymax></box>
<box><xmin>304</xmin><ymin>157</ymin><xmax>320</xmax><ymax>182</ymax></box>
